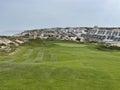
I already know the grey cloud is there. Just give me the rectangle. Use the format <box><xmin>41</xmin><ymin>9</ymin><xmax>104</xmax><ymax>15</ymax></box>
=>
<box><xmin>0</xmin><ymin>0</ymin><xmax>120</xmax><ymax>35</ymax></box>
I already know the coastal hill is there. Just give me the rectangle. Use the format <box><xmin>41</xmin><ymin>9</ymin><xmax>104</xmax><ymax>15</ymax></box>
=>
<box><xmin>1</xmin><ymin>26</ymin><xmax>120</xmax><ymax>51</ymax></box>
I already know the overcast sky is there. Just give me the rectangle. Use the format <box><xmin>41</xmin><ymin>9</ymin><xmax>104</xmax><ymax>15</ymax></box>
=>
<box><xmin>0</xmin><ymin>0</ymin><xmax>120</xmax><ymax>35</ymax></box>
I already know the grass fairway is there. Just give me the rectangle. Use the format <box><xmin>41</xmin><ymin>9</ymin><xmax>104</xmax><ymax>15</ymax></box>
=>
<box><xmin>0</xmin><ymin>39</ymin><xmax>120</xmax><ymax>90</ymax></box>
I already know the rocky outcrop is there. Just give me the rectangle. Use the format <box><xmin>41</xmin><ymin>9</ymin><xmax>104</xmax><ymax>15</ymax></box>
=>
<box><xmin>13</xmin><ymin>27</ymin><xmax>87</xmax><ymax>42</ymax></box>
<box><xmin>0</xmin><ymin>36</ymin><xmax>25</xmax><ymax>52</ymax></box>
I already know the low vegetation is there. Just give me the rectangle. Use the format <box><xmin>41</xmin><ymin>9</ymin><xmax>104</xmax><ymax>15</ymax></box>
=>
<box><xmin>0</xmin><ymin>39</ymin><xmax>120</xmax><ymax>90</ymax></box>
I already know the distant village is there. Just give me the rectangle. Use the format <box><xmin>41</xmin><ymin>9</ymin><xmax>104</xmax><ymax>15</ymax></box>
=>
<box><xmin>1</xmin><ymin>26</ymin><xmax>120</xmax><ymax>51</ymax></box>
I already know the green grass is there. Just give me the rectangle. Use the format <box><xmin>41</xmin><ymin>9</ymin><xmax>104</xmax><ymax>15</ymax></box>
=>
<box><xmin>0</xmin><ymin>39</ymin><xmax>120</xmax><ymax>90</ymax></box>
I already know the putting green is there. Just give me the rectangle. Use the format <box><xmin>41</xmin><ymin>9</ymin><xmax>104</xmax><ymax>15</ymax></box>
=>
<box><xmin>55</xmin><ymin>43</ymin><xmax>87</xmax><ymax>47</ymax></box>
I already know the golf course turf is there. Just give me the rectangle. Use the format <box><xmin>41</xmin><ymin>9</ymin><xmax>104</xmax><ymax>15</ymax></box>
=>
<box><xmin>0</xmin><ymin>39</ymin><xmax>120</xmax><ymax>90</ymax></box>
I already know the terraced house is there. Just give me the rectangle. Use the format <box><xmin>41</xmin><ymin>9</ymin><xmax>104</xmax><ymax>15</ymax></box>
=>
<box><xmin>81</xmin><ymin>26</ymin><xmax>120</xmax><ymax>46</ymax></box>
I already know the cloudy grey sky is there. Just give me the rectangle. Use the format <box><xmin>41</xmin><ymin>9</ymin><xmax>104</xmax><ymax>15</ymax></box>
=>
<box><xmin>0</xmin><ymin>0</ymin><xmax>120</xmax><ymax>35</ymax></box>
